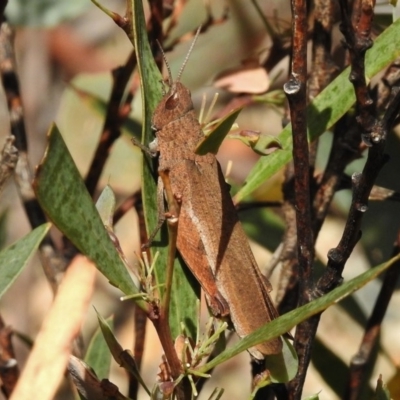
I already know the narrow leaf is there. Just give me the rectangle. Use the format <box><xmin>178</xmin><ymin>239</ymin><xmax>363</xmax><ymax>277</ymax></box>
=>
<box><xmin>95</xmin><ymin>310</ymin><xmax>150</xmax><ymax>395</ymax></box>
<box><xmin>85</xmin><ymin>316</ymin><xmax>114</xmax><ymax>380</ymax></box>
<box><xmin>34</xmin><ymin>124</ymin><xmax>139</xmax><ymax>298</ymax></box>
<box><xmin>0</xmin><ymin>223</ymin><xmax>50</xmax><ymax>298</ymax></box>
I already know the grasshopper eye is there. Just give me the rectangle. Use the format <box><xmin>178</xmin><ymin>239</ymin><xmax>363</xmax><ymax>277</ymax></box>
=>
<box><xmin>165</xmin><ymin>91</ymin><xmax>179</xmax><ymax>110</ymax></box>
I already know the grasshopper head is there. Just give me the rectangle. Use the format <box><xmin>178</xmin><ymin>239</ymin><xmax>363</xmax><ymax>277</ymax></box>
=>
<box><xmin>152</xmin><ymin>82</ymin><xmax>194</xmax><ymax>130</ymax></box>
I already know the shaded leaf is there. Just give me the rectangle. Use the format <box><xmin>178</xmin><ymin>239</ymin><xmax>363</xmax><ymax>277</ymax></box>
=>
<box><xmin>267</xmin><ymin>337</ymin><xmax>298</xmax><ymax>383</ymax></box>
<box><xmin>0</xmin><ymin>223</ymin><xmax>50</xmax><ymax>299</ymax></box>
<box><xmin>95</xmin><ymin>309</ymin><xmax>150</xmax><ymax>395</ymax></box>
<box><xmin>95</xmin><ymin>309</ymin><xmax>124</xmax><ymax>364</ymax></box>
<box><xmin>85</xmin><ymin>316</ymin><xmax>114</xmax><ymax>381</ymax></box>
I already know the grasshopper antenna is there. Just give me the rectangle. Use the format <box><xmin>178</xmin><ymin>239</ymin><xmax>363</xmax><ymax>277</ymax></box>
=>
<box><xmin>176</xmin><ymin>26</ymin><xmax>202</xmax><ymax>83</ymax></box>
<box><xmin>156</xmin><ymin>40</ymin><xmax>174</xmax><ymax>89</ymax></box>
<box><xmin>156</xmin><ymin>26</ymin><xmax>201</xmax><ymax>93</ymax></box>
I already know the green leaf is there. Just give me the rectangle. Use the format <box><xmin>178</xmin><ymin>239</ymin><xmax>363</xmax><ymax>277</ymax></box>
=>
<box><xmin>0</xmin><ymin>223</ymin><xmax>50</xmax><ymax>298</ymax></box>
<box><xmin>95</xmin><ymin>310</ymin><xmax>124</xmax><ymax>364</ymax></box>
<box><xmin>267</xmin><ymin>336</ymin><xmax>298</xmax><ymax>383</ymax></box>
<box><xmin>33</xmin><ymin>124</ymin><xmax>140</xmax><ymax>299</ymax></box>
<box><xmin>128</xmin><ymin>0</ymin><xmax>199</xmax><ymax>340</ymax></box>
<box><xmin>195</xmin><ymin>108</ymin><xmax>242</xmax><ymax>155</ymax></box>
<box><xmin>198</xmin><ymin>253</ymin><xmax>400</xmax><ymax>372</ymax></box>
<box><xmin>85</xmin><ymin>315</ymin><xmax>114</xmax><ymax>380</ymax></box>
<box><xmin>235</xmin><ymin>18</ymin><xmax>400</xmax><ymax>202</ymax></box>
<box><xmin>95</xmin><ymin>309</ymin><xmax>150</xmax><ymax>396</ymax></box>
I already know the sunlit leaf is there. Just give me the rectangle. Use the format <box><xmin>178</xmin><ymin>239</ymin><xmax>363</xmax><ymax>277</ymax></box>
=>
<box><xmin>236</xmin><ymin>18</ymin><xmax>400</xmax><ymax>202</ymax></box>
<box><xmin>34</xmin><ymin>124</ymin><xmax>140</xmax><ymax>299</ymax></box>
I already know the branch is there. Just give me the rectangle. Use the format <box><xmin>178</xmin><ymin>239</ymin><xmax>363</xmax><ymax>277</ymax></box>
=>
<box><xmin>84</xmin><ymin>51</ymin><xmax>137</xmax><ymax>196</ymax></box>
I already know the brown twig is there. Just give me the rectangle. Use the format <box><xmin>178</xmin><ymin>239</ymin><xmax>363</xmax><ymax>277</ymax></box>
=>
<box><xmin>84</xmin><ymin>51</ymin><xmax>137</xmax><ymax>196</ymax></box>
<box><xmin>339</xmin><ymin>0</ymin><xmax>376</xmax><ymax>145</ymax></box>
<box><xmin>283</xmin><ymin>0</ymin><xmax>313</xmax><ymax>299</ymax></box>
<box><xmin>251</xmin><ymin>0</ymin><xmax>292</xmax><ymax>72</ymax></box>
<box><xmin>112</xmin><ymin>191</ymin><xmax>141</xmax><ymax>225</ymax></box>
<box><xmin>283</xmin><ymin>0</ymin><xmax>315</xmax><ymax>397</ymax></box>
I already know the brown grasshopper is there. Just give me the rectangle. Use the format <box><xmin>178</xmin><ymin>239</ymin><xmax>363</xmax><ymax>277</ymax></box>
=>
<box><xmin>150</xmin><ymin>29</ymin><xmax>282</xmax><ymax>360</ymax></box>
